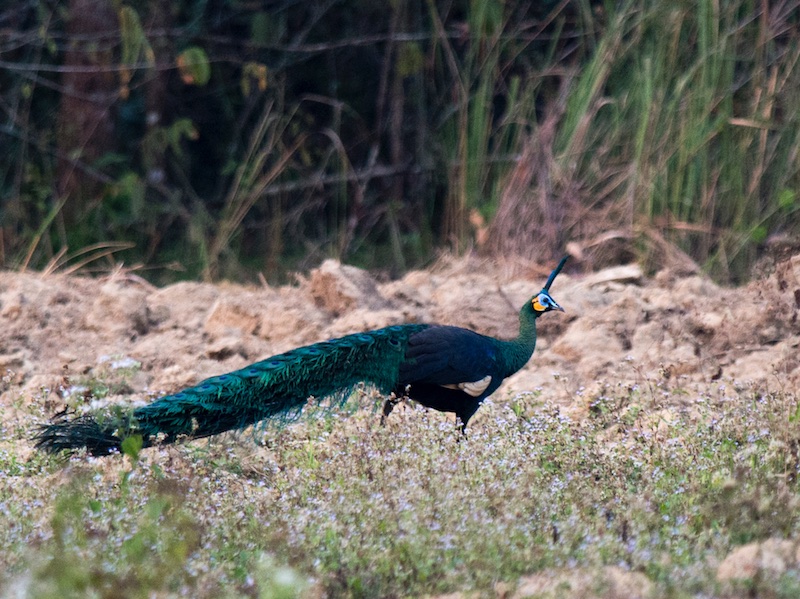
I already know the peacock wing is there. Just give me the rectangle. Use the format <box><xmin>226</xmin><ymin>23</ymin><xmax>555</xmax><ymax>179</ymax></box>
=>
<box><xmin>398</xmin><ymin>325</ymin><xmax>500</xmax><ymax>389</ymax></box>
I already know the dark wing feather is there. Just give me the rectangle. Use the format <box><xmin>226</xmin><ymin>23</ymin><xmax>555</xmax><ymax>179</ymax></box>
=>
<box><xmin>398</xmin><ymin>325</ymin><xmax>500</xmax><ymax>386</ymax></box>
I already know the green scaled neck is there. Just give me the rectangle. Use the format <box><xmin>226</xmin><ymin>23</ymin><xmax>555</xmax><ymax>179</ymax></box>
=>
<box><xmin>498</xmin><ymin>302</ymin><xmax>540</xmax><ymax>378</ymax></box>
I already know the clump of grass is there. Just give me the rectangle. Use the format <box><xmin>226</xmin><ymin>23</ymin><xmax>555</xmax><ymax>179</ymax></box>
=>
<box><xmin>482</xmin><ymin>0</ymin><xmax>800</xmax><ymax>281</ymax></box>
<box><xmin>26</xmin><ymin>479</ymin><xmax>201</xmax><ymax>598</ymax></box>
<box><xmin>2</xmin><ymin>458</ymin><xmax>308</xmax><ymax>599</ymax></box>
<box><xmin>553</xmin><ymin>0</ymin><xmax>800</xmax><ymax>280</ymax></box>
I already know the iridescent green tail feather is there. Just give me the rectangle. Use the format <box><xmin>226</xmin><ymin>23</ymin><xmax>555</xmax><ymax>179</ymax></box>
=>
<box><xmin>35</xmin><ymin>324</ymin><xmax>428</xmax><ymax>455</ymax></box>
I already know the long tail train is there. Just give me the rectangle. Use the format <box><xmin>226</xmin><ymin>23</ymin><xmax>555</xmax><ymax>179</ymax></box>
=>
<box><xmin>35</xmin><ymin>324</ymin><xmax>426</xmax><ymax>455</ymax></box>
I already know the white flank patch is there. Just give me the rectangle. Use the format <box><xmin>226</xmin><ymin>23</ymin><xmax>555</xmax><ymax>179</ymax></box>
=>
<box><xmin>442</xmin><ymin>375</ymin><xmax>492</xmax><ymax>397</ymax></box>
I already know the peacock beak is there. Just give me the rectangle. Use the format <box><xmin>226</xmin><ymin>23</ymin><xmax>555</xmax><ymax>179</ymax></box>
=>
<box><xmin>553</xmin><ymin>301</ymin><xmax>565</xmax><ymax>312</ymax></box>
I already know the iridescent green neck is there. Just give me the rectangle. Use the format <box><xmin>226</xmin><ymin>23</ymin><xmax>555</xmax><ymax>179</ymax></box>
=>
<box><xmin>498</xmin><ymin>305</ymin><xmax>539</xmax><ymax>377</ymax></box>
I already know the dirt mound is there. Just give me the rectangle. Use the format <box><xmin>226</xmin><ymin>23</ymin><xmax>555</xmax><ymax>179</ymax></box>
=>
<box><xmin>2</xmin><ymin>256</ymin><xmax>799</xmax><ymax>430</ymax></box>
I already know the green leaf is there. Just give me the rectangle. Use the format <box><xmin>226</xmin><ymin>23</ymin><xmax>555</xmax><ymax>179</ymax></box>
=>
<box><xmin>777</xmin><ymin>188</ymin><xmax>797</xmax><ymax>211</ymax></box>
<box><xmin>177</xmin><ymin>46</ymin><xmax>211</xmax><ymax>86</ymax></box>
<box><xmin>241</xmin><ymin>62</ymin><xmax>268</xmax><ymax>96</ymax></box>
<box><xmin>750</xmin><ymin>225</ymin><xmax>768</xmax><ymax>243</ymax></box>
<box><xmin>166</xmin><ymin>118</ymin><xmax>199</xmax><ymax>156</ymax></box>
<box><xmin>121</xmin><ymin>434</ymin><xmax>143</xmax><ymax>462</ymax></box>
<box><xmin>119</xmin><ymin>6</ymin><xmax>146</xmax><ymax>66</ymax></box>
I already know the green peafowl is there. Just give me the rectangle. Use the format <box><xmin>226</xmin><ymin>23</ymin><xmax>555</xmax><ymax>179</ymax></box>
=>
<box><xmin>35</xmin><ymin>257</ymin><xmax>568</xmax><ymax>455</ymax></box>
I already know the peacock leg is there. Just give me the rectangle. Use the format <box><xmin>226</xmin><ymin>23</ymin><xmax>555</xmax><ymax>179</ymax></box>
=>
<box><xmin>380</xmin><ymin>394</ymin><xmax>400</xmax><ymax>426</ymax></box>
<box><xmin>455</xmin><ymin>402</ymin><xmax>480</xmax><ymax>435</ymax></box>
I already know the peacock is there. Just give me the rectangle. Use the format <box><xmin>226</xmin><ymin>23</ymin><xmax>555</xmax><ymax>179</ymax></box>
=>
<box><xmin>34</xmin><ymin>257</ymin><xmax>568</xmax><ymax>455</ymax></box>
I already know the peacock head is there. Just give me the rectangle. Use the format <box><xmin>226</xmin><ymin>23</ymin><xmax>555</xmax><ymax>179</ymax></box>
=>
<box><xmin>531</xmin><ymin>289</ymin><xmax>564</xmax><ymax>315</ymax></box>
<box><xmin>530</xmin><ymin>256</ymin><xmax>568</xmax><ymax>316</ymax></box>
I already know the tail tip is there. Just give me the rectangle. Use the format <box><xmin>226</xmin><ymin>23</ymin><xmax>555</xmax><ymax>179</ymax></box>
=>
<box><xmin>33</xmin><ymin>413</ymin><xmax>124</xmax><ymax>456</ymax></box>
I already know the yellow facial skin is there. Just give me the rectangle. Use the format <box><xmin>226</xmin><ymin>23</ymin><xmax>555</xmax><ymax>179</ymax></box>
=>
<box><xmin>532</xmin><ymin>292</ymin><xmax>564</xmax><ymax>314</ymax></box>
